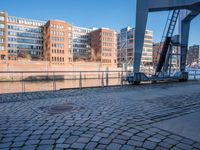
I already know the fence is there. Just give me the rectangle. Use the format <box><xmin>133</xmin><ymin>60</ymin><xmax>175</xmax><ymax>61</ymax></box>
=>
<box><xmin>187</xmin><ymin>69</ymin><xmax>200</xmax><ymax>80</ymax></box>
<box><xmin>0</xmin><ymin>71</ymin><xmax>130</xmax><ymax>94</ymax></box>
<box><xmin>0</xmin><ymin>70</ymin><xmax>200</xmax><ymax>94</ymax></box>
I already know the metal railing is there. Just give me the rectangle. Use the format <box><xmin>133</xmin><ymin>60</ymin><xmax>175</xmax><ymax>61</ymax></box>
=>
<box><xmin>1</xmin><ymin>70</ymin><xmax>199</xmax><ymax>94</ymax></box>
<box><xmin>0</xmin><ymin>70</ymin><xmax>131</xmax><ymax>94</ymax></box>
<box><xmin>187</xmin><ymin>69</ymin><xmax>200</xmax><ymax>80</ymax></box>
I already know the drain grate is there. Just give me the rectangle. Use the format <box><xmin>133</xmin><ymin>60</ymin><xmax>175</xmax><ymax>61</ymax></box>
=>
<box><xmin>39</xmin><ymin>102</ymin><xmax>84</xmax><ymax>115</ymax></box>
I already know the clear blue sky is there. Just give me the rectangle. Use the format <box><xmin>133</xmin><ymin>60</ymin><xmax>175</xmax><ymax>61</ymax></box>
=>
<box><xmin>1</xmin><ymin>0</ymin><xmax>199</xmax><ymax>45</ymax></box>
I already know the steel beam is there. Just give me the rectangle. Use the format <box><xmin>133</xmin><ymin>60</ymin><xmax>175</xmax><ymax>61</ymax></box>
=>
<box><xmin>180</xmin><ymin>10</ymin><xmax>200</xmax><ymax>71</ymax></box>
<box><xmin>134</xmin><ymin>1</ymin><xmax>148</xmax><ymax>73</ymax></box>
<box><xmin>134</xmin><ymin>0</ymin><xmax>200</xmax><ymax>73</ymax></box>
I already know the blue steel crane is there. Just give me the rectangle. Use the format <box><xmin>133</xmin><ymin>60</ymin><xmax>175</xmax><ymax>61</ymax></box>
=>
<box><xmin>127</xmin><ymin>0</ymin><xmax>200</xmax><ymax>84</ymax></box>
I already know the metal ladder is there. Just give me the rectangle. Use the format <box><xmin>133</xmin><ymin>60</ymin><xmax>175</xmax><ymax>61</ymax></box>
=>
<box><xmin>155</xmin><ymin>10</ymin><xmax>180</xmax><ymax>75</ymax></box>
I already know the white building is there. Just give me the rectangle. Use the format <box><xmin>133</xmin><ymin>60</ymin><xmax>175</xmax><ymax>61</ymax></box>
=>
<box><xmin>118</xmin><ymin>27</ymin><xmax>153</xmax><ymax>67</ymax></box>
<box><xmin>72</xmin><ymin>26</ymin><xmax>94</xmax><ymax>61</ymax></box>
<box><xmin>7</xmin><ymin>16</ymin><xmax>45</xmax><ymax>60</ymax></box>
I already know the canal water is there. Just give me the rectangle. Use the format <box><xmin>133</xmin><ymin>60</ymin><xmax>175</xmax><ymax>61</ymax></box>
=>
<box><xmin>0</xmin><ymin>78</ymin><xmax>122</xmax><ymax>94</ymax></box>
<box><xmin>0</xmin><ymin>74</ymin><xmax>199</xmax><ymax>94</ymax></box>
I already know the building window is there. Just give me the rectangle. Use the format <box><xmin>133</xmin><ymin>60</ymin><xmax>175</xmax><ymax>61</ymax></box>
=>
<box><xmin>0</xmin><ymin>16</ymin><xmax>4</xmax><ymax>21</ymax></box>
<box><xmin>0</xmin><ymin>46</ymin><xmax>4</xmax><ymax>50</ymax></box>
<box><xmin>0</xmin><ymin>31</ymin><xmax>4</xmax><ymax>36</ymax></box>
<box><xmin>0</xmin><ymin>38</ymin><xmax>4</xmax><ymax>43</ymax></box>
<box><xmin>0</xmin><ymin>24</ymin><xmax>5</xmax><ymax>28</ymax></box>
<box><xmin>0</xmin><ymin>54</ymin><xmax>6</xmax><ymax>60</ymax></box>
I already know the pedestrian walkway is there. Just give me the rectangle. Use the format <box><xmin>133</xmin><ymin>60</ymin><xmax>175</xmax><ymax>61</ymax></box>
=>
<box><xmin>0</xmin><ymin>81</ymin><xmax>200</xmax><ymax>150</ymax></box>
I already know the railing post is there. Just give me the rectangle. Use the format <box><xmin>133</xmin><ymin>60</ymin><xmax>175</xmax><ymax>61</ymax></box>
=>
<box><xmin>194</xmin><ymin>70</ymin><xmax>197</xmax><ymax>80</ymax></box>
<box><xmin>79</xmin><ymin>72</ymin><xmax>82</xmax><ymax>89</ymax></box>
<box><xmin>121</xmin><ymin>71</ymin><xmax>124</xmax><ymax>86</ymax></box>
<box><xmin>106</xmin><ymin>70</ymin><xmax>109</xmax><ymax>86</ymax></box>
<box><xmin>98</xmin><ymin>71</ymin><xmax>100</xmax><ymax>79</ymax></box>
<box><xmin>53</xmin><ymin>71</ymin><xmax>56</xmax><ymax>91</ymax></box>
<box><xmin>101</xmin><ymin>72</ymin><xmax>104</xmax><ymax>87</ymax></box>
<box><xmin>22</xmin><ymin>72</ymin><xmax>24</xmax><ymax>93</ymax></box>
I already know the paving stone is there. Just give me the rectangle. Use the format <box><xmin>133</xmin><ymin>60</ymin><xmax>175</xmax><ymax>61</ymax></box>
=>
<box><xmin>148</xmin><ymin>137</ymin><xmax>162</xmax><ymax>143</ymax></box>
<box><xmin>85</xmin><ymin>142</ymin><xmax>98</xmax><ymax>150</ymax></box>
<box><xmin>11</xmin><ymin>142</ymin><xmax>24</xmax><ymax>147</ymax></box>
<box><xmin>121</xmin><ymin>131</ymin><xmax>133</xmax><ymax>137</ymax></box>
<box><xmin>137</xmin><ymin>132</ymin><xmax>151</xmax><ymax>138</ymax></box>
<box><xmin>97</xmin><ymin>144</ymin><xmax>107</xmax><ymax>149</ymax></box>
<box><xmin>169</xmin><ymin>135</ymin><xmax>183</xmax><ymax>141</ymax></box>
<box><xmin>193</xmin><ymin>143</ymin><xmax>200</xmax><ymax>149</ymax></box>
<box><xmin>131</xmin><ymin>135</ymin><xmax>146</xmax><ymax>142</ymax></box>
<box><xmin>158</xmin><ymin>130</ymin><xmax>171</xmax><ymax>136</ymax></box>
<box><xmin>37</xmin><ymin>145</ymin><xmax>54</xmax><ymax>150</ymax></box>
<box><xmin>40</xmin><ymin>134</ymin><xmax>51</xmax><ymax>140</ymax></box>
<box><xmin>112</xmin><ymin>139</ymin><xmax>126</xmax><ymax>144</ymax></box>
<box><xmin>102</xmin><ymin>127</ymin><xmax>114</xmax><ymax>134</ymax></box>
<box><xmin>0</xmin><ymin>143</ymin><xmax>12</xmax><ymax>148</ymax></box>
<box><xmin>128</xmin><ymin>140</ymin><xmax>143</xmax><ymax>147</ymax></box>
<box><xmin>77</xmin><ymin>137</ymin><xmax>91</xmax><ymax>143</ymax></box>
<box><xmin>21</xmin><ymin>145</ymin><xmax>37</xmax><ymax>150</ymax></box>
<box><xmin>158</xmin><ymin>142</ymin><xmax>173</xmax><ymax>149</ymax></box>
<box><xmin>129</xmin><ymin>128</ymin><xmax>140</xmax><ymax>134</ymax></box>
<box><xmin>171</xmin><ymin>147</ymin><xmax>183</xmax><ymax>150</ymax></box>
<box><xmin>143</xmin><ymin>140</ymin><xmax>157</xmax><ymax>150</ymax></box>
<box><xmin>152</xmin><ymin>134</ymin><xmax>166</xmax><ymax>141</ymax></box>
<box><xmin>1</xmin><ymin>137</ymin><xmax>14</xmax><ymax>143</ymax></box>
<box><xmin>14</xmin><ymin>136</ymin><xmax>28</xmax><ymax>142</ymax></box>
<box><xmin>135</xmin><ymin>148</ymin><xmax>146</xmax><ymax>150</ymax></box>
<box><xmin>56</xmin><ymin>138</ymin><xmax>66</xmax><ymax>144</ymax></box>
<box><xmin>107</xmin><ymin>143</ymin><xmax>122</xmax><ymax>150</ymax></box>
<box><xmin>51</xmin><ymin>134</ymin><xmax>61</xmax><ymax>139</ymax></box>
<box><xmin>29</xmin><ymin>135</ymin><xmax>40</xmax><ymax>140</ymax></box>
<box><xmin>25</xmin><ymin>140</ymin><xmax>40</xmax><ymax>145</ymax></box>
<box><xmin>176</xmin><ymin>143</ymin><xmax>193</xmax><ymax>150</ymax></box>
<box><xmin>192</xmin><ymin>148</ymin><xmax>199</xmax><ymax>150</ymax></box>
<box><xmin>40</xmin><ymin>139</ymin><xmax>55</xmax><ymax>145</ymax></box>
<box><xmin>64</xmin><ymin>136</ymin><xmax>79</xmax><ymax>144</ymax></box>
<box><xmin>121</xmin><ymin>144</ymin><xmax>135</xmax><ymax>150</ymax></box>
<box><xmin>55</xmin><ymin>144</ymin><xmax>70</xmax><ymax>149</ymax></box>
<box><xmin>70</xmin><ymin>142</ymin><xmax>86</xmax><ymax>149</ymax></box>
<box><xmin>99</xmin><ymin>138</ymin><xmax>112</xmax><ymax>145</ymax></box>
<box><xmin>154</xmin><ymin>146</ymin><xmax>169</xmax><ymax>150</ymax></box>
<box><xmin>181</xmin><ymin>138</ymin><xmax>194</xmax><ymax>145</ymax></box>
<box><xmin>116</xmin><ymin>135</ymin><xmax>130</xmax><ymax>140</ymax></box>
<box><xmin>95</xmin><ymin>132</ymin><xmax>109</xmax><ymax>138</ymax></box>
<box><xmin>163</xmin><ymin>138</ymin><xmax>179</xmax><ymax>145</ymax></box>
<box><xmin>91</xmin><ymin>135</ymin><xmax>101</xmax><ymax>142</ymax></box>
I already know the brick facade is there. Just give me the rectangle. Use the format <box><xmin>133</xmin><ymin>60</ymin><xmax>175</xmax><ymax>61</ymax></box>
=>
<box><xmin>90</xmin><ymin>28</ymin><xmax>117</xmax><ymax>67</ymax></box>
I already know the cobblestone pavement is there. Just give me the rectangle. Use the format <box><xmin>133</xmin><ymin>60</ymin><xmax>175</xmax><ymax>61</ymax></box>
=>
<box><xmin>1</xmin><ymin>81</ymin><xmax>200</xmax><ymax>150</ymax></box>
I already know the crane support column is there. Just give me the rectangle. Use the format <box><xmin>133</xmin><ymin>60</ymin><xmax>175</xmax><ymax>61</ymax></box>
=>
<box><xmin>134</xmin><ymin>1</ymin><xmax>148</xmax><ymax>73</ymax></box>
<box><xmin>127</xmin><ymin>0</ymin><xmax>200</xmax><ymax>84</ymax></box>
<box><xmin>180</xmin><ymin>10</ymin><xmax>200</xmax><ymax>72</ymax></box>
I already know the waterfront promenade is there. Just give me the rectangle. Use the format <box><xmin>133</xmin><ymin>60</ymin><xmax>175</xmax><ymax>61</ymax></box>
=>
<box><xmin>0</xmin><ymin>81</ymin><xmax>200</xmax><ymax>150</ymax></box>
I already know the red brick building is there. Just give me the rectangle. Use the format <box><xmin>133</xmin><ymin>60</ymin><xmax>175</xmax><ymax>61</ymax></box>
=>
<box><xmin>43</xmin><ymin>20</ymin><xmax>73</xmax><ymax>66</ymax></box>
<box><xmin>90</xmin><ymin>28</ymin><xmax>117</xmax><ymax>67</ymax></box>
